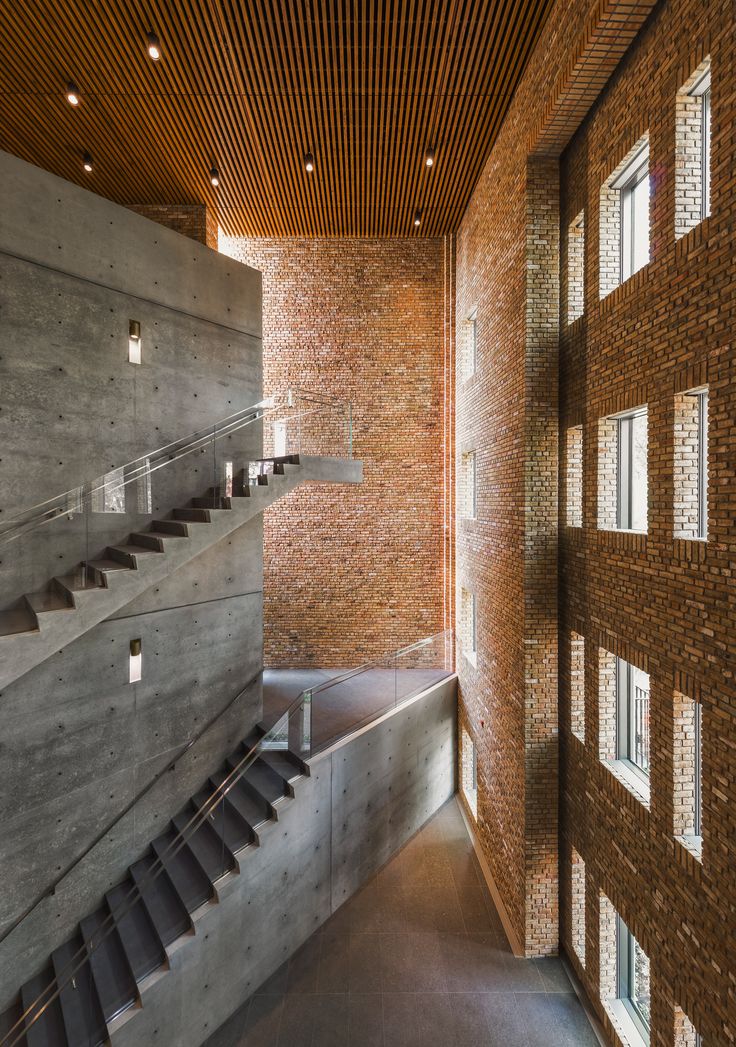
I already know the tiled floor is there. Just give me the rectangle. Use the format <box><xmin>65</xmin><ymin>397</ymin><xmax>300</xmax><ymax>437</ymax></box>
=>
<box><xmin>206</xmin><ymin>798</ymin><xmax>599</xmax><ymax>1047</ymax></box>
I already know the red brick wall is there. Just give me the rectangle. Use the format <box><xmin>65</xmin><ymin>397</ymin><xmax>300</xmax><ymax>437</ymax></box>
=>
<box><xmin>221</xmin><ymin>236</ymin><xmax>453</xmax><ymax>667</ymax></box>
<box><xmin>557</xmin><ymin>0</ymin><xmax>735</xmax><ymax>1043</ymax></box>
<box><xmin>126</xmin><ymin>203</ymin><xmax>218</xmax><ymax>248</ymax></box>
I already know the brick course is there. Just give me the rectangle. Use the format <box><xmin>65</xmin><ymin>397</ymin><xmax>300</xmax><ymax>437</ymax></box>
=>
<box><xmin>126</xmin><ymin>203</ymin><xmax>218</xmax><ymax>248</ymax></box>
<box><xmin>220</xmin><ymin>236</ymin><xmax>453</xmax><ymax>667</ymax></box>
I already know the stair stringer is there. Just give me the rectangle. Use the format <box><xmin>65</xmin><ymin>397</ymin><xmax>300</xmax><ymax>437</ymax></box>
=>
<box><xmin>0</xmin><ymin>456</ymin><xmax>362</xmax><ymax>693</ymax></box>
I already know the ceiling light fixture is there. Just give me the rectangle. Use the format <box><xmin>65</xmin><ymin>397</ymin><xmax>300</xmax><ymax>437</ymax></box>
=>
<box><xmin>82</xmin><ymin>151</ymin><xmax>93</xmax><ymax>173</ymax></box>
<box><xmin>413</xmin><ymin>210</ymin><xmax>422</xmax><ymax>227</ymax></box>
<box><xmin>210</xmin><ymin>166</ymin><xmax>220</xmax><ymax>187</ymax></box>
<box><xmin>146</xmin><ymin>32</ymin><xmax>161</xmax><ymax>61</ymax></box>
<box><xmin>66</xmin><ymin>82</ymin><xmax>80</xmax><ymax>106</ymax></box>
<box><xmin>424</xmin><ymin>148</ymin><xmax>435</xmax><ymax>168</ymax></box>
<box><xmin>304</xmin><ymin>151</ymin><xmax>315</xmax><ymax>173</ymax></box>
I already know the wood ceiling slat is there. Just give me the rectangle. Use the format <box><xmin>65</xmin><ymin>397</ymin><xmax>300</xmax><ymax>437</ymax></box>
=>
<box><xmin>0</xmin><ymin>0</ymin><xmax>554</xmax><ymax>237</ymax></box>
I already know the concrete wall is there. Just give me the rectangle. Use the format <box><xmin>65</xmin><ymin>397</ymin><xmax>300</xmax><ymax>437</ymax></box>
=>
<box><xmin>112</xmin><ymin>676</ymin><xmax>457</xmax><ymax>1047</ymax></box>
<box><xmin>0</xmin><ymin>152</ymin><xmax>266</xmax><ymax>1000</ymax></box>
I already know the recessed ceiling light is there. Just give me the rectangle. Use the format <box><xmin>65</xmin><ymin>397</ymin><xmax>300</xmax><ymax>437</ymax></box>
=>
<box><xmin>66</xmin><ymin>82</ymin><xmax>80</xmax><ymax>106</ymax></box>
<box><xmin>414</xmin><ymin>210</ymin><xmax>422</xmax><ymax>227</ymax></box>
<box><xmin>82</xmin><ymin>152</ymin><xmax>93</xmax><ymax>173</ymax></box>
<box><xmin>210</xmin><ymin>166</ymin><xmax>220</xmax><ymax>187</ymax></box>
<box><xmin>424</xmin><ymin>148</ymin><xmax>435</xmax><ymax>167</ymax></box>
<box><xmin>304</xmin><ymin>151</ymin><xmax>315</xmax><ymax>173</ymax></box>
<box><xmin>147</xmin><ymin>32</ymin><xmax>161</xmax><ymax>61</ymax></box>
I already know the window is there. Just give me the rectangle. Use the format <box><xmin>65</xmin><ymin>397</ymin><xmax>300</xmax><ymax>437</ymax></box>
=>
<box><xmin>675</xmin><ymin>59</ymin><xmax>711</xmax><ymax>238</ymax></box>
<box><xmin>567</xmin><ymin>211</ymin><xmax>585</xmax><ymax>323</ymax></box>
<box><xmin>461</xmin><ymin>726</ymin><xmax>478</xmax><ymax>817</ymax></box>
<box><xmin>571</xmin><ymin>847</ymin><xmax>585</xmax><ymax>966</ymax></box>
<box><xmin>566</xmin><ymin>425</ymin><xmax>583</xmax><ymax>528</ymax></box>
<box><xmin>459</xmin><ymin>450</ymin><xmax>477</xmax><ymax>519</ymax></box>
<box><xmin>569</xmin><ymin>631</ymin><xmax>585</xmax><ymax>741</ymax></box>
<box><xmin>458</xmin><ymin>587</ymin><xmax>477</xmax><ymax>664</ymax></box>
<box><xmin>617</xmin><ymin>658</ymin><xmax>651</xmax><ymax>779</ymax></box>
<box><xmin>674</xmin><ymin>387</ymin><xmax>708</xmax><ymax>540</ymax></box>
<box><xmin>461</xmin><ymin>309</ymin><xmax>478</xmax><ymax>381</ymax></box>
<box><xmin>617</xmin><ymin>916</ymin><xmax>651</xmax><ymax>1043</ymax></box>
<box><xmin>676</xmin><ymin>1009</ymin><xmax>702</xmax><ymax>1047</ymax></box>
<box><xmin>618</xmin><ymin>146</ymin><xmax>650</xmax><ymax>282</ymax></box>
<box><xmin>598</xmin><ymin>408</ymin><xmax>648</xmax><ymax>532</ymax></box>
<box><xmin>599</xmin><ymin>650</ymin><xmax>650</xmax><ymax>803</ymax></box>
<box><xmin>600</xmin><ymin>134</ymin><xmax>650</xmax><ymax>296</ymax></box>
<box><xmin>674</xmin><ymin>691</ymin><xmax>703</xmax><ymax>860</ymax></box>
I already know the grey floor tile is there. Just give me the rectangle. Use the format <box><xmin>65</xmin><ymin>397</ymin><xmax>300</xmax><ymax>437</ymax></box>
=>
<box><xmin>256</xmin><ymin>962</ymin><xmax>290</xmax><ymax>996</ymax></box>
<box><xmin>382</xmin><ymin>993</ymin><xmax>420</xmax><ymax>1047</ymax></box>
<box><xmin>277</xmin><ymin>995</ymin><xmax>317</xmax><ymax>1047</ymax></box>
<box><xmin>413</xmin><ymin>992</ymin><xmax>457</xmax><ymax>1047</ymax></box>
<box><xmin>241</xmin><ymin>995</ymin><xmax>284</xmax><ymax>1047</ymax></box>
<box><xmin>348</xmin><ymin>993</ymin><xmax>384</xmax><ymax>1047</ymax></box>
<box><xmin>349</xmin><ymin>932</ymin><xmax>383</xmax><ymax>992</ymax></box>
<box><xmin>381</xmin><ymin>932</ymin><xmax>448</xmax><ymax>992</ymax></box>
<box><xmin>532</xmin><ymin>956</ymin><xmax>574</xmax><ymax>993</ymax></box>
<box><xmin>310</xmin><ymin>994</ymin><xmax>350</xmax><ymax>1047</ymax></box>
<box><xmin>286</xmin><ymin>936</ymin><xmax>322</xmax><ymax>993</ymax></box>
<box><xmin>516</xmin><ymin>991</ymin><xmax>599</xmax><ymax>1047</ymax></box>
<box><xmin>317</xmin><ymin>933</ymin><xmax>350</xmax><ymax>993</ymax></box>
<box><xmin>202</xmin><ymin>1001</ymin><xmax>249</xmax><ymax>1047</ymax></box>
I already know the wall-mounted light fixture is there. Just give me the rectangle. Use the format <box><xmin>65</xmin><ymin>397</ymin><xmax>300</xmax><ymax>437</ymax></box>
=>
<box><xmin>304</xmin><ymin>151</ymin><xmax>315</xmax><ymax>173</ymax></box>
<box><xmin>210</xmin><ymin>166</ymin><xmax>220</xmax><ymax>187</ymax></box>
<box><xmin>66</xmin><ymin>82</ymin><xmax>80</xmax><ymax>106</ymax></box>
<box><xmin>128</xmin><ymin>319</ymin><xmax>142</xmax><ymax>365</ymax></box>
<box><xmin>146</xmin><ymin>31</ymin><xmax>161</xmax><ymax>61</ymax></box>
<box><xmin>82</xmin><ymin>151</ymin><xmax>93</xmax><ymax>173</ymax></box>
<box><xmin>413</xmin><ymin>210</ymin><xmax>422</xmax><ymax>227</ymax></box>
<box><xmin>129</xmin><ymin>638</ymin><xmax>142</xmax><ymax>683</ymax></box>
<box><xmin>424</xmin><ymin>148</ymin><xmax>435</xmax><ymax>168</ymax></box>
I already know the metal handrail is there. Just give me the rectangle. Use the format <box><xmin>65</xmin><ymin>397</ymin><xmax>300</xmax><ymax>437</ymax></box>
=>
<box><xmin>0</xmin><ymin>387</ymin><xmax>350</xmax><ymax>546</ymax></box>
<box><xmin>1</xmin><ymin>631</ymin><xmax>453</xmax><ymax>1047</ymax></box>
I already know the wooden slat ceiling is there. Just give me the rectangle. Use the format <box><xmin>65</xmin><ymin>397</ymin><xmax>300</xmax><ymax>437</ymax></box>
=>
<box><xmin>0</xmin><ymin>0</ymin><xmax>554</xmax><ymax>237</ymax></box>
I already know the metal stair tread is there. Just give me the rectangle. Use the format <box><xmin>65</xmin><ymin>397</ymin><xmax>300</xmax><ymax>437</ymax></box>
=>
<box><xmin>151</xmin><ymin>830</ymin><xmax>214</xmax><ymax>913</ymax></box>
<box><xmin>210</xmin><ymin>770</ymin><xmax>271</xmax><ymax>828</ymax></box>
<box><xmin>241</xmin><ymin>756</ymin><xmax>290</xmax><ymax>804</ymax></box>
<box><xmin>106</xmin><ymin>880</ymin><xmax>166</xmax><ymax>985</ymax></box>
<box><xmin>192</xmin><ymin>788</ymin><xmax>255</xmax><ymax>853</ymax></box>
<box><xmin>51</xmin><ymin>934</ymin><xmax>107</xmax><ymax>1047</ymax></box>
<box><xmin>129</xmin><ymin>856</ymin><xmax>191</xmax><ymax>947</ymax></box>
<box><xmin>85</xmin><ymin>558</ymin><xmax>132</xmax><ymax>573</ymax></box>
<box><xmin>171</xmin><ymin>809</ymin><xmax>235</xmax><ymax>883</ymax></box>
<box><xmin>80</xmin><ymin>908</ymin><xmax>138</xmax><ymax>1024</ymax></box>
<box><xmin>21</xmin><ymin>967</ymin><xmax>66</xmax><ymax>1047</ymax></box>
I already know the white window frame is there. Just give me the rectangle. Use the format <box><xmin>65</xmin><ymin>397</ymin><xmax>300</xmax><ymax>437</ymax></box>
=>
<box><xmin>616</xmin><ymin>658</ymin><xmax>651</xmax><ymax>783</ymax></box>
<box><xmin>617</xmin><ymin>916</ymin><xmax>651</xmax><ymax>1044</ymax></box>
<box><xmin>613</xmin><ymin>145</ymin><xmax>650</xmax><ymax>282</ymax></box>
<box><xmin>460</xmin><ymin>450</ymin><xmax>477</xmax><ymax>520</ymax></box>
<box><xmin>693</xmin><ymin>388</ymin><xmax>708</xmax><ymax>539</ymax></box>
<box><xmin>616</xmin><ymin>408</ymin><xmax>647</xmax><ymax>532</ymax></box>
<box><xmin>466</xmin><ymin>309</ymin><xmax>478</xmax><ymax>379</ymax></box>
<box><xmin>690</xmin><ymin>68</ymin><xmax>712</xmax><ymax>219</ymax></box>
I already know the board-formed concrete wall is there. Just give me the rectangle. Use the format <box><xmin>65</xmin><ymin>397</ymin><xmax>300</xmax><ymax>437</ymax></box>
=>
<box><xmin>0</xmin><ymin>152</ymin><xmax>265</xmax><ymax>1001</ymax></box>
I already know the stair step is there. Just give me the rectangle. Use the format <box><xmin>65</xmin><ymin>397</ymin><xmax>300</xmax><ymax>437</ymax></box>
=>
<box><xmin>191</xmin><ymin>496</ymin><xmax>231</xmax><ymax>510</ymax></box>
<box><xmin>80</xmin><ymin>908</ymin><xmax>138</xmax><ymax>1024</ymax></box>
<box><xmin>210</xmin><ymin>770</ymin><xmax>271</xmax><ymax>828</ymax></box>
<box><xmin>129</xmin><ymin>856</ymin><xmax>191</xmax><ymax>947</ymax></box>
<box><xmin>129</xmin><ymin>532</ymin><xmax>165</xmax><ymax>551</ymax></box>
<box><xmin>172</xmin><ymin>508</ymin><xmax>211</xmax><ymax>523</ymax></box>
<box><xmin>241</xmin><ymin>755</ymin><xmax>290</xmax><ymax>805</ymax></box>
<box><xmin>85</xmin><ymin>558</ymin><xmax>131</xmax><ymax>574</ymax></box>
<box><xmin>51</xmin><ymin>934</ymin><xmax>107</xmax><ymax>1047</ymax></box>
<box><xmin>150</xmin><ymin>830</ymin><xmax>214</xmax><ymax>913</ymax></box>
<box><xmin>0</xmin><ymin>999</ymin><xmax>23</xmax><ymax>1042</ymax></box>
<box><xmin>150</xmin><ymin>519</ymin><xmax>189</xmax><ymax>536</ymax></box>
<box><xmin>21</xmin><ymin>968</ymin><xmax>66</xmax><ymax>1047</ymax></box>
<box><xmin>193</xmin><ymin>787</ymin><xmax>255</xmax><ymax>852</ymax></box>
<box><xmin>260</xmin><ymin>748</ymin><xmax>308</xmax><ymax>782</ymax></box>
<box><xmin>0</xmin><ymin>607</ymin><xmax>38</xmax><ymax>638</ymax></box>
<box><xmin>106</xmin><ymin>879</ymin><xmax>166</xmax><ymax>984</ymax></box>
<box><xmin>54</xmin><ymin>571</ymin><xmax>103</xmax><ymax>595</ymax></box>
<box><xmin>25</xmin><ymin>590</ymin><xmax>73</xmax><ymax>614</ymax></box>
<box><xmin>107</xmin><ymin>544</ymin><xmax>162</xmax><ymax>566</ymax></box>
<box><xmin>172</xmin><ymin>809</ymin><xmax>236</xmax><ymax>881</ymax></box>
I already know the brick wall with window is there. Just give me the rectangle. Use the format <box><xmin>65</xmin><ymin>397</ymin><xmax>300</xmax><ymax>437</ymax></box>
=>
<box><xmin>559</xmin><ymin>0</ymin><xmax>734</xmax><ymax>1044</ymax></box>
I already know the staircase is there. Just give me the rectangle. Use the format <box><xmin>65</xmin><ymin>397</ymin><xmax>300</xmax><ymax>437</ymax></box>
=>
<box><xmin>0</xmin><ymin>725</ymin><xmax>309</xmax><ymax>1047</ymax></box>
<box><xmin>0</xmin><ymin>454</ymin><xmax>361</xmax><ymax>693</ymax></box>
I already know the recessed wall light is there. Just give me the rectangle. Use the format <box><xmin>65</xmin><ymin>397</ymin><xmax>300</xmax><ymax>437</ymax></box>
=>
<box><xmin>210</xmin><ymin>166</ymin><xmax>220</xmax><ymax>187</ymax></box>
<box><xmin>128</xmin><ymin>319</ymin><xmax>142</xmax><ymax>364</ymax></box>
<box><xmin>66</xmin><ymin>82</ymin><xmax>80</xmax><ymax>106</ymax></box>
<box><xmin>146</xmin><ymin>32</ymin><xmax>161</xmax><ymax>61</ymax></box>
<box><xmin>82</xmin><ymin>152</ymin><xmax>93</xmax><ymax>173</ymax></box>
<box><xmin>129</xmin><ymin>638</ymin><xmax>142</xmax><ymax>683</ymax></box>
<box><xmin>424</xmin><ymin>148</ymin><xmax>435</xmax><ymax>167</ymax></box>
<box><xmin>414</xmin><ymin>210</ymin><xmax>422</xmax><ymax>227</ymax></box>
<box><xmin>304</xmin><ymin>151</ymin><xmax>315</xmax><ymax>173</ymax></box>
